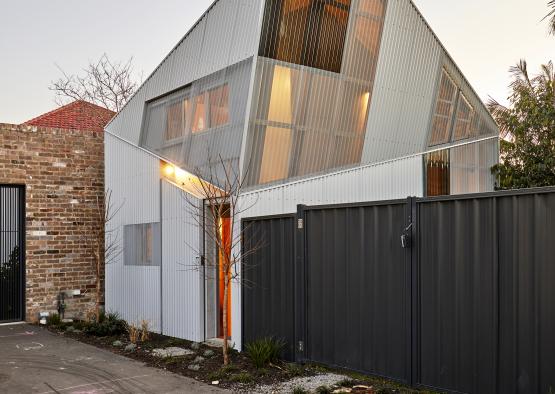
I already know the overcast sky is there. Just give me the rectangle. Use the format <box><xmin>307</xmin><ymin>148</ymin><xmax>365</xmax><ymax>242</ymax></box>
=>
<box><xmin>0</xmin><ymin>0</ymin><xmax>553</xmax><ymax>124</ymax></box>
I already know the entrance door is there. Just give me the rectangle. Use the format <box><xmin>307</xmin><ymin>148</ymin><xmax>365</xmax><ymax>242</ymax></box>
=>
<box><xmin>0</xmin><ymin>185</ymin><xmax>25</xmax><ymax>322</ymax></box>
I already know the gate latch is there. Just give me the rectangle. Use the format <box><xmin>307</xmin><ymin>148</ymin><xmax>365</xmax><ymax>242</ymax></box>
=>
<box><xmin>401</xmin><ymin>222</ymin><xmax>413</xmax><ymax>249</ymax></box>
<box><xmin>297</xmin><ymin>218</ymin><xmax>304</xmax><ymax>229</ymax></box>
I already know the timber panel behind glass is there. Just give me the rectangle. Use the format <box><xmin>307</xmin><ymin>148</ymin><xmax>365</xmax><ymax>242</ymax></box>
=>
<box><xmin>246</xmin><ymin>0</ymin><xmax>387</xmax><ymax>186</ymax></box>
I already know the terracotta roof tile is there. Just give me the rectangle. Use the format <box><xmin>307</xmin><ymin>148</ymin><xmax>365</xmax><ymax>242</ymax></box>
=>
<box><xmin>23</xmin><ymin>100</ymin><xmax>115</xmax><ymax>132</ymax></box>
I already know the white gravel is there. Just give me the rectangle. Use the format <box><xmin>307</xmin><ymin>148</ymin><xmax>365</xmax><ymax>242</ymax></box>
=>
<box><xmin>255</xmin><ymin>372</ymin><xmax>347</xmax><ymax>393</ymax></box>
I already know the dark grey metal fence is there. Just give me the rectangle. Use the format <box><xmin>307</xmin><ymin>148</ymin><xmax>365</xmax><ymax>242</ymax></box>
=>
<box><xmin>241</xmin><ymin>187</ymin><xmax>555</xmax><ymax>394</ymax></box>
<box><xmin>0</xmin><ymin>185</ymin><xmax>25</xmax><ymax>322</ymax></box>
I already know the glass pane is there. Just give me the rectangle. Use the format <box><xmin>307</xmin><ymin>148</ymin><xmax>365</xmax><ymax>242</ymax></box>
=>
<box><xmin>453</xmin><ymin>94</ymin><xmax>473</xmax><ymax>141</ymax></box>
<box><xmin>192</xmin><ymin>93</ymin><xmax>207</xmax><ymax>133</ymax></box>
<box><xmin>209</xmin><ymin>84</ymin><xmax>230</xmax><ymax>128</ymax></box>
<box><xmin>259</xmin><ymin>126</ymin><xmax>292</xmax><ymax>184</ymax></box>
<box><xmin>425</xmin><ymin>149</ymin><xmax>450</xmax><ymax>196</ymax></box>
<box><xmin>259</xmin><ymin>0</ymin><xmax>352</xmax><ymax>73</ymax></box>
<box><xmin>429</xmin><ymin>71</ymin><xmax>458</xmax><ymax>146</ymax></box>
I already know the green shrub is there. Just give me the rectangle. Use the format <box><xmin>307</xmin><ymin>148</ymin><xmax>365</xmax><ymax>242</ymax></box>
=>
<box><xmin>47</xmin><ymin>313</ymin><xmax>62</xmax><ymax>327</ymax></box>
<box><xmin>337</xmin><ymin>378</ymin><xmax>355</xmax><ymax>388</ymax></box>
<box><xmin>315</xmin><ymin>386</ymin><xmax>332</xmax><ymax>394</ymax></box>
<box><xmin>245</xmin><ymin>337</ymin><xmax>284</xmax><ymax>368</ymax></box>
<box><xmin>84</xmin><ymin>313</ymin><xmax>127</xmax><ymax>337</ymax></box>
<box><xmin>229</xmin><ymin>372</ymin><xmax>254</xmax><ymax>384</ymax></box>
<box><xmin>292</xmin><ymin>388</ymin><xmax>308</xmax><ymax>394</ymax></box>
<box><xmin>285</xmin><ymin>363</ymin><xmax>304</xmax><ymax>377</ymax></box>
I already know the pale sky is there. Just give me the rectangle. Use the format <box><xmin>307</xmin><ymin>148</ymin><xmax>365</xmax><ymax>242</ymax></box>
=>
<box><xmin>0</xmin><ymin>0</ymin><xmax>553</xmax><ymax>124</ymax></box>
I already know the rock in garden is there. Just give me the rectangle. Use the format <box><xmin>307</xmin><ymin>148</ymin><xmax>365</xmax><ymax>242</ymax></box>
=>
<box><xmin>152</xmin><ymin>347</ymin><xmax>194</xmax><ymax>358</ymax></box>
<box><xmin>65</xmin><ymin>326</ymin><xmax>75</xmax><ymax>333</ymax></box>
<box><xmin>72</xmin><ymin>329</ymin><xmax>82</xmax><ymax>334</ymax></box>
<box><xmin>193</xmin><ymin>356</ymin><xmax>205</xmax><ymax>363</ymax></box>
<box><xmin>190</xmin><ymin>342</ymin><xmax>200</xmax><ymax>350</ymax></box>
<box><xmin>188</xmin><ymin>364</ymin><xmax>201</xmax><ymax>371</ymax></box>
<box><xmin>112</xmin><ymin>340</ymin><xmax>123</xmax><ymax>347</ymax></box>
<box><xmin>203</xmin><ymin>349</ymin><xmax>215</xmax><ymax>357</ymax></box>
<box><xmin>124</xmin><ymin>343</ymin><xmax>137</xmax><ymax>352</ymax></box>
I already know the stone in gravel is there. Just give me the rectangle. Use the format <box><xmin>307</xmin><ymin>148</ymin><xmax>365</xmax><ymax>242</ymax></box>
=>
<box><xmin>124</xmin><ymin>343</ymin><xmax>137</xmax><ymax>352</ymax></box>
<box><xmin>112</xmin><ymin>340</ymin><xmax>123</xmax><ymax>347</ymax></box>
<box><xmin>332</xmin><ymin>389</ymin><xmax>352</xmax><ymax>393</ymax></box>
<box><xmin>193</xmin><ymin>356</ymin><xmax>205</xmax><ymax>363</ymax></box>
<box><xmin>203</xmin><ymin>349</ymin><xmax>215</xmax><ymax>357</ymax></box>
<box><xmin>65</xmin><ymin>326</ymin><xmax>75</xmax><ymax>333</ymax></box>
<box><xmin>72</xmin><ymin>329</ymin><xmax>82</xmax><ymax>334</ymax></box>
<box><xmin>190</xmin><ymin>342</ymin><xmax>200</xmax><ymax>351</ymax></box>
<box><xmin>188</xmin><ymin>364</ymin><xmax>201</xmax><ymax>371</ymax></box>
<box><xmin>152</xmin><ymin>347</ymin><xmax>194</xmax><ymax>358</ymax></box>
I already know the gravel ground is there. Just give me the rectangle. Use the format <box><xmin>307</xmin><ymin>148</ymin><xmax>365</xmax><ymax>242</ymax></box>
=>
<box><xmin>255</xmin><ymin>372</ymin><xmax>347</xmax><ymax>393</ymax></box>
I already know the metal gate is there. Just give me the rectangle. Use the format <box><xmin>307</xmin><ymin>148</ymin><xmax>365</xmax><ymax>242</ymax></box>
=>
<box><xmin>242</xmin><ymin>215</ymin><xmax>296</xmax><ymax>360</ymax></box>
<box><xmin>301</xmin><ymin>201</ymin><xmax>411</xmax><ymax>382</ymax></box>
<box><xmin>0</xmin><ymin>185</ymin><xmax>25</xmax><ymax>322</ymax></box>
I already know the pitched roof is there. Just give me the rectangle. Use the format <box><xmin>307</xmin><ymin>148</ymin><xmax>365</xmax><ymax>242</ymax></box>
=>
<box><xmin>23</xmin><ymin>100</ymin><xmax>115</xmax><ymax>132</ymax></box>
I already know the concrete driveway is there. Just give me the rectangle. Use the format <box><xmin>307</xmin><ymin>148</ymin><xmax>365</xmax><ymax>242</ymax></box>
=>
<box><xmin>0</xmin><ymin>323</ymin><xmax>228</xmax><ymax>394</ymax></box>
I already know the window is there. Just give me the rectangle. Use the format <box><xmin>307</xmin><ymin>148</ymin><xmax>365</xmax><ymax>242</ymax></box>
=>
<box><xmin>259</xmin><ymin>0</ymin><xmax>352</xmax><ymax>73</ymax></box>
<box><xmin>425</xmin><ymin>150</ymin><xmax>450</xmax><ymax>197</ymax></box>
<box><xmin>165</xmin><ymin>99</ymin><xmax>189</xmax><ymax>141</ymax></box>
<box><xmin>453</xmin><ymin>94</ymin><xmax>474</xmax><ymax>141</ymax></box>
<box><xmin>429</xmin><ymin>71</ymin><xmax>458</xmax><ymax>146</ymax></box>
<box><xmin>123</xmin><ymin>223</ymin><xmax>161</xmax><ymax>266</ymax></box>
<box><xmin>192</xmin><ymin>84</ymin><xmax>230</xmax><ymax>133</ymax></box>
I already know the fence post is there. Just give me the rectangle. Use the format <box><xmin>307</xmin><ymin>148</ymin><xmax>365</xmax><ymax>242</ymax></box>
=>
<box><xmin>295</xmin><ymin>204</ymin><xmax>307</xmax><ymax>363</ymax></box>
<box><xmin>408</xmin><ymin>196</ymin><xmax>419</xmax><ymax>387</ymax></box>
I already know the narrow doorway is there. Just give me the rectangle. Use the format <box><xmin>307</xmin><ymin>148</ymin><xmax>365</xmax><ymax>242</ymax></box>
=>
<box><xmin>0</xmin><ymin>185</ymin><xmax>25</xmax><ymax>323</ymax></box>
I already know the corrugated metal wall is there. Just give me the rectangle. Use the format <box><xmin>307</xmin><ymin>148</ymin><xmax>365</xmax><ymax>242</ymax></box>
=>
<box><xmin>105</xmin><ymin>0</ymin><xmax>264</xmax><ymax>144</ymax></box>
<box><xmin>161</xmin><ymin>180</ymin><xmax>203</xmax><ymax>342</ymax></box>
<box><xmin>105</xmin><ymin>133</ymin><xmax>162</xmax><ymax>332</ymax></box>
<box><xmin>361</xmin><ymin>0</ymin><xmax>442</xmax><ymax>164</ymax></box>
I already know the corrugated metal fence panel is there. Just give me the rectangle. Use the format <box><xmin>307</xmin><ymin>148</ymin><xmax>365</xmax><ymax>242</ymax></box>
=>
<box><xmin>362</xmin><ymin>0</ymin><xmax>442</xmax><ymax>164</ymax></box>
<box><xmin>106</xmin><ymin>0</ymin><xmax>264</xmax><ymax>144</ymax></box>
<box><xmin>242</xmin><ymin>215</ymin><xmax>296</xmax><ymax>361</ymax></box>
<box><xmin>238</xmin><ymin>155</ymin><xmax>423</xmax><ymax>218</ymax></box>
<box><xmin>497</xmin><ymin>192</ymin><xmax>555</xmax><ymax>394</ymax></box>
<box><xmin>418</xmin><ymin>198</ymin><xmax>497</xmax><ymax>394</ymax></box>
<box><xmin>105</xmin><ymin>133</ymin><xmax>162</xmax><ymax>332</ymax></box>
<box><xmin>305</xmin><ymin>203</ymin><xmax>410</xmax><ymax>382</ymax></box>
<box><xmin>161</xmin><ymin>181</ymin><xmax>203</xmax><ymax>342</ymax></box>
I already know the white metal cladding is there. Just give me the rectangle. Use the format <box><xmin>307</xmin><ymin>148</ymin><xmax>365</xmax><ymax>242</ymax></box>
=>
<box><xmin>361</xmin><ymin>0</ymin><xmax>442</xmax><ymax>164</ymax></box>
<box><xmin>105</xmin><ymin>0</ymin><xmax>264</xmax><ymax>144</ymax></box>
<box><xmin>161</xmin><ymin>180</ymin><xmax>204</xmax><ymax>342</ymax></box>
<box><xmin>105</xmin><ymin>133</ymin><xmax>162</xmax><ymax>332</ymax></box>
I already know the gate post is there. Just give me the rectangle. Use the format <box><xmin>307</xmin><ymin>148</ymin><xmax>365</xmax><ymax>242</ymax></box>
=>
<box><xmin>294</xmin><ymin>204</ymin><xmax>307</xmax><ymax>363</ymax></box>
<box><xmin>408</xmin><ymin>196</ymin><xmax>419</xmax><ymax>387</ymax></box>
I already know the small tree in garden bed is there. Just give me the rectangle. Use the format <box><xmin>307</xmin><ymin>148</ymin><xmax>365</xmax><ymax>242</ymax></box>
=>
<box><xmin>179</xmin><ymin>155</ymin><xmax>262</xmax><ymax>366</ymax></box>
<box><xmin>85</xmin><ymin>189</ymin><xmax>123</xmax><ymax>322</ymax></box>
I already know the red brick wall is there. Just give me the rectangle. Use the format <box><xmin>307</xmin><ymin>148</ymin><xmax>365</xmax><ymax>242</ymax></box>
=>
<box><xmin>0</xmin><ymin>123</ymin><xmax>104</xmax><ymax>321</ymax></box>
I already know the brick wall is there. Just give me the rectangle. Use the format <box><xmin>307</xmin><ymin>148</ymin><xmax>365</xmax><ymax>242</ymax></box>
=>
<box><xmin>0</xmin><ymin>123</ymin><xmax>104</xmax><ymax>321</ymax></box>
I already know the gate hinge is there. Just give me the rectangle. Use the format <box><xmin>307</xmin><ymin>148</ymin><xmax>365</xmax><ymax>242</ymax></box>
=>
<box><xmin>297</xmin><ymin>218</ymin><xmax>304</xmax><ymax>229</ymax></box>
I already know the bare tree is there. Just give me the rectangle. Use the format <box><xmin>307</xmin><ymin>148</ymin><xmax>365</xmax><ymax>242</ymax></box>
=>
<box><xmin>50</xmin><ymin>53</ymin><xmax>140</xmax><ymax>112</ymax></box>
<box><xmin>177</xmin><ymin>156</ymin><xmax>261</xmax><ymax>366</ymax></box>
<box><xmin>86</xmin><ymin>189</ymin><xmax>123</xmax><ymax>321</ymax></box>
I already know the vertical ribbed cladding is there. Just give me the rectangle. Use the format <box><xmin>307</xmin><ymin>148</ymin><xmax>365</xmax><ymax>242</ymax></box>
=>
<box><xmin>140</xmin><ymin>58</ymin><xmax>253</xmax><ymax>186</ymax></box>
<box><xmin>105</xmin><ymin>133</ymin><xmax>162</xmax><ymax>332</ymax></box>
<box><xmin>450</xmin><ymin>138</ymin><xmax>499</xmax><ymax>194</ymax></box>
<box><xmin>105</xmin><ymin>0</ymin><xmax>264</xmax><ymax>145</ymax></box>
<box><xmin>161</xmin><ymin>180</ymin><xmax>203</xmax><ymax>342</ymax></box>
<box><xmin>244</xmin><ymin>0</ymin><xmax>387</xmax><ymax>187</ymax></box>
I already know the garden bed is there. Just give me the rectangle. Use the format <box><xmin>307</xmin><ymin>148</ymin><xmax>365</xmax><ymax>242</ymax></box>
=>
<box><xmin>46</xmin><ymin>315</ymin><xmax>435</xmax><ymax>393</ymax></box>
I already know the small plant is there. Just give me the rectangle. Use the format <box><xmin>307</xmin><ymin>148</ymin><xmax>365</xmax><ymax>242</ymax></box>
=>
<box><xmin>84</xmin><ymin>312</ymin><xmax>127</xmax><ymax>337</ymax></box>
<box><xmin>315</xmin><ymin>386</ymin><xmax>332</xmax><ymax>394</ymax></box>
<box><xmin>285</xmin><ymin>363</ymin><xmax>305</xmax><ymax>377</ymax></box>
<box><xmin>140</xmin><ymin>320</ymin><xmax>150</xmax><ymax>342</ymax></box>
<box><xmin>292</xmin><ymin>387</ymin><xmax>309</xmax><ymax>394</ymax></box>
<box><xmin>245</xmin><ymin>337</ymin><xmax>285</xmax><ymax>368</ymax></box>
<box><xmin>229</xmin><ymin>372</ymin><xmax>254</xmax><ymax>384</ymax></box>
<box><xmin>47</xmin><ymin>313</ymin><xmax>62</xmax><ymax>327</ymax></box>
<box><xmin>337</xmin><ymin>378</ymin><xmax>355</xmax><ymax>388</ymax></box>
<box><xmin>128</xmin><ymin>324</ymin><xmax>140</xmax><ymax>343</ymax></box>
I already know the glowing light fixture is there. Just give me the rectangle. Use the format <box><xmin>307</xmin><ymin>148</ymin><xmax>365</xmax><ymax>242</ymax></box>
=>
<box><xmin>163</xmin><ymin>163</ymin><xmax>175</xmax><ymax>176</ymax></box>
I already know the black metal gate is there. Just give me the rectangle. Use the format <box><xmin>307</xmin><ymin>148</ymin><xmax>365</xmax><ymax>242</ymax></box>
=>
<box><xmin>0</xmin><ymin>185</ymin><xmax>25</xmax><ymax>322</ymax></box>
<box><xmin>242</xmin><ymin>187</ymin><xmax>555</xmax><ymax>394</ymax></box>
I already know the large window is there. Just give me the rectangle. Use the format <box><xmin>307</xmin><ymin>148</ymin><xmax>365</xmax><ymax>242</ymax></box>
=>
<box><xmin>453</xmin><ymin>93</ymin><xmax>474</xmax><ymax>141</ymax></box>
<box><xmin>259</xmin><ymin>0</ymin><xmax>352</xmax><ymax>73</ymax></box>
<box><xmin>123</xmin><ymin>223</ymin><xmax>161</xmax><ymax>266</ymax></box>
